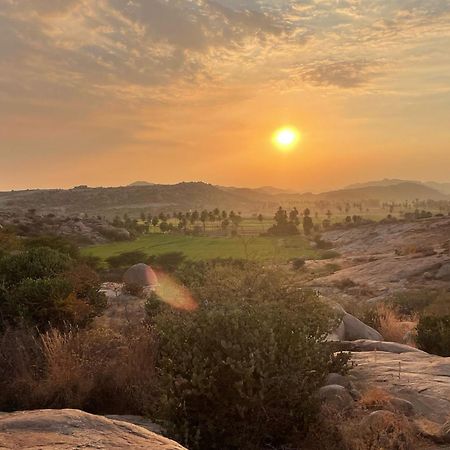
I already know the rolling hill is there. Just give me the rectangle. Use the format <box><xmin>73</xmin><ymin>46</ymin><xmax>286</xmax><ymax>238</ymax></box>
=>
<box><xmin>0</xmin><ymin>181</ymin><xmax>447</xmax><ymax>217</ymax></box>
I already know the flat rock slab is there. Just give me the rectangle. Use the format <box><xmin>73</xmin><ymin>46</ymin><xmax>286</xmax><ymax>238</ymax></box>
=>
<box><xmin>0</xmin><ymin>409</ymin><xmax>187</xmax><ymax>450</ymax></box>
<box><xmin>352</xmin><ymin>351</ymin><xmax>450</xmax><ymax>424</ymax></box>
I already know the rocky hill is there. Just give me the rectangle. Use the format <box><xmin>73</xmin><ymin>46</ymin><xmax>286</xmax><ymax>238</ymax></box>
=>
<box><xmin>1</xmin><ymin>181</ymin><xmax>447</xmax><ymax>218</ymax></box>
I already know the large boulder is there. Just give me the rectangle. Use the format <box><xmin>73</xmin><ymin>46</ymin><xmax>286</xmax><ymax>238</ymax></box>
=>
<box><xmin>123</xmin><ymin>263</ymin><xmax>158</xmax><ymax>288</ymax></box>
<box><xmin>342</xmin><ymin>313</ymin><xmax>383</xmax><ymax>341</ymax></box>
<box><xmin>317</xmin><ymin>385</ymin><xmax>354</xmax><ymax>410</ymax></box>
<box><xmin>328</xmin><ymin>306</ymin><xmax>383</xmax><ymax>341</ymax></box>
<box><xmin>0</xmin><ymin>409</ymin><xmax>187</xmax><ymax>449</ymax></box>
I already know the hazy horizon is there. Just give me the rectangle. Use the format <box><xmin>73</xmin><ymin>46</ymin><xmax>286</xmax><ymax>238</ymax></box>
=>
<box><xmin>2</xmin><ymin>177</ymin><xmax>450</xmax><ymax>195</ymax></box>
<box><xmin>1</xmin><ymin>1</ymin><xmax>449</xmax><ymax>192</ymax></box>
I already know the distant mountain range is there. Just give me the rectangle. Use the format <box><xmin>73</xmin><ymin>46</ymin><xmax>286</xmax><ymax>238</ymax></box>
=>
<box><xmin>0</xmin><ymin>180</ymin><xmax>448</xmax><ymax>217</ymax></box>
<box><xmin>346</xmin><ymin>179</ymin><xmax>450</xmax><ymax>196</ymax></box>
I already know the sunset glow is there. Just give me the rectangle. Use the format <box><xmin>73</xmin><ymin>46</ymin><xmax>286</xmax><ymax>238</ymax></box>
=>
<box><xmin>273</xmin><ymin>127</ymin><xmax>300</xmax><ymax>150</ymax></box>
<box><xmin>0</xmin><ymin>1</ymin><xmax>449</xmax><ymax>191</ymax></box>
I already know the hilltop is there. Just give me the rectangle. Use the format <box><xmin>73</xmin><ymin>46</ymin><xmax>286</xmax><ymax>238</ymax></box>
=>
<box><xmin>0</xmin><ymin>180</ymin><xmax>447</xmax><ymax>218</ymax></box>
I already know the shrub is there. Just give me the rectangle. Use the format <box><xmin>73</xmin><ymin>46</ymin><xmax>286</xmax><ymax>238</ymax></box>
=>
<box><xmin>123</xmin><ymin>282</ymin><xmax>144</xmax><ymax>298</ymax></box>
<box><xmin>291</xmin><ymin>257</ymin><xmax>306</xmax><ymax>270</ymax></box>
<box><xmin>106</xmin><ymin>250</ymin><xmax>147</xmax><ymax>268</ymax></box>
<box><xmin>0</xmin><ymin>249</ymin><xmax>106</xmax><ymax>331</ymax></box>
<box><xmin>0</xmin><ymin>247</ymin><xmax>71</xmax><ymax>286</ymax></box>
<box><xmin>148</xmin><ymin>251</ymin><xmax>186</xmax><ymax>272</ymax></box>
<box><xmin>24</xmin><ymin>235</ymin><xmax>80</xmax><ymax>259</ymax></box>
<box><xmin>152</xmin><ymin>283</ymin><xmax>348</xmax><ymax>450</ymax></box>
<box><xmin>334</xmin><ymin>278</ymin><xmax>356</xmax><ymax>289</ymax></box>
<box><xmin>320</xmin><ymin>250</ymin><xmax>340</xmax><ymax>260</ymax></box>
<box><xmin>416</xmin><ymin>315</ymin><xmax>450</xmax><ymax>356</ymax></box>
<box><xmin>0</xmin><ymin>326</ymin><xmax>157</xmax><ymax>413</ymax></box>
<box><xmin>314</xmin><ymin>236</ymin><xmax>333</xmax><ymax>250</ymax></box>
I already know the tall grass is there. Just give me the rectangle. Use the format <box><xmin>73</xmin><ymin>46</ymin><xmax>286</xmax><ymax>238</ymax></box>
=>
<box><xmin>0</xmin><ymin>325</ymin><xmax>157</xmax><ymax>414</ymax></box>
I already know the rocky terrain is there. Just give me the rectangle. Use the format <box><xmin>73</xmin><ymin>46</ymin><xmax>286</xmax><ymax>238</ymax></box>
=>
<box><xmin>0</xmin><ymin>211</ymin><xmax>131</xmax><ymax>244</ymax></box>
<box><xmin>309</xmin><ymin>216</ymin><xmax>450</xmax><ymax>303</ymax></box>
<box><xmin>0</xmin><ymin>409</ymin><xmax>187</xmax><ymax>449</ymax></box>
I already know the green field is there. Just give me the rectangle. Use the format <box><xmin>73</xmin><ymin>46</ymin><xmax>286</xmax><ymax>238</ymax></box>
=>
<box><xmin>83</xmin><ymin>234</ymin><xmax>321</xmax><ymax>263</ymax></box>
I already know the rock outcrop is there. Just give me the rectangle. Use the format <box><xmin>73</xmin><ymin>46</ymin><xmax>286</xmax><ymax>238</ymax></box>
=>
<box><xmin>123</xmin><ymin>263</ymin><xmax>158</xmax><ymax>287</ymax></box>
<box><xmin>0</xmin><ymin>409</ymin><xmax>187</xmax><ymax>450</ymax></box>
<box><xmin>351</xmin><ymin>350</ymin><xmax>450</xmax><ymax>425</ymax></box>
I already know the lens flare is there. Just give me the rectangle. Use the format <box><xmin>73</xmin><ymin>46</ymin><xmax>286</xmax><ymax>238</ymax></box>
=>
<box><xmin>154</xmin><ymin>271</ymin><xmax>197</xmax><ymax>311</ymax></box>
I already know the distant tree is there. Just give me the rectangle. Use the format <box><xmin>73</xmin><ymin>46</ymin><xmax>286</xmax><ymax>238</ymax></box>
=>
<box><xmin>267</xmin><ymin>207</ymin><xmax>299</xmax><ymax>236</ymax></box>
<box><xmin>191</xmin><ymin>210</ymin><xmax>199</xmax><ymax>224</ymax></box>
<box><xmin>151</xmin><ymin>217</ymin><xmax>160</xmax><ymax>229</ymax></box>
<box><xmin>302</xmin><ymin>208</ymin><xmax>313</xmax><ymax>235</ymax></box>
<box><xmin>159</xmin><ymin>222</ymin><xmax>170</xmax><ymax>233</ymax></box>
<box><xmin>289</xmin><ymin>207</ymin><xmax>300</xmax><ymax>225</ymax></box>
<box><xmin>140</xmin><ymin>211</ymin><xmax>146</xmax><ymax>222</ymax></box>
<box><xmin>200</xmin><ymin>210</ymin><xmax>208</xmax><ymax>232</ymax></box>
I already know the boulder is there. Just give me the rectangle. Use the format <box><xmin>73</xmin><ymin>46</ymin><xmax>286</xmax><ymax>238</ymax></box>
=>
<box><xmin>123</xmin><ymin>263</ymin><xmax>158</xmax><ymax>288</ymax></box>
<box><xmin>342</xmin><ymin>313</ymin><xmax>383</xmax><ymax>341</ymax></box>
<box><xmin>317</xmin><ymin>385</ymin><xmax>354</xmax><ymax>410</ymax></box>
<box><xmin>0</xmin><ymin>409</ymin><xmax>187</xmax><ymax>449</ymax></box>
<box><xmin>328</xmin><ymin>305</ymin><xmax>383</xmax><ymax>342</ymax></box>
<box><xmin>389</xmin><ymin>397</ymin><xmax>415</xmax><ymax>417</ymax></box>
<box><xmin>324</xmin><ymin>373</ymin><xmax>353</xmax><ymax>390</ymax></box>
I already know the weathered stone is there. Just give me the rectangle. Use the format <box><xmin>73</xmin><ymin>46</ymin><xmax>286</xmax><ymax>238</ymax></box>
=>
<box><xmin>324</xmin><ymin>373</ymin><xmax>353</xmax><ymax>390</ymax></box>
<box><xmin>352</xmin><ymin>351</ymin><xmax>450</xmax><ymax>424</ymax></box>
<box><xmin>335</xmin><ymin>339</ymin><xmax>424</xmax><ymax>354</ymax></box>
<box><xmin>317</xmin><ymin>384</ymin><xmax>354</xmax><ymax>410</ymax></box>
<box><xmin>0</xmin><ymin>409</ymin><xmax>187</xmax><ymax>449</ymax></box>
<box><xmin>123</xmin><ymin>263</ymin><xmax>158</xmax><ymax>287</ymax></box>
<box><xmin>342</xmin><ymin>313</ymin><xmax>383</xmax><ymax>341</ymax></box>
<box><xmin>389</xmin><ymin>397</ymin><xmax>415</xmax><ymax>417</ymax></box>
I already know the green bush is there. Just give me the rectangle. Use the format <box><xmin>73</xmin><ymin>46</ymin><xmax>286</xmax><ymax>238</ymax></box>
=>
<box><xmin>151</xmin><ymin>278</ymin><xmax>347</xmax><ymax>450</ymax></box>
<box><xmin>416</xmin><ymin>315</ymin><xmax>450</xmax><ymax>356</ymax></box>
<box><xmin>320</xmin><ymin>250</ymin><xmax>340</xmax><ymax>260</ymax></box>
<box><xmin>0</xmin><ymin>248</ymin><xmax>106</xmax><ymax>331</ymax></box>
<box><xmin>106</xmin><ymin>250</ymin><xmax>147</xmax><ymax>268</ymax></box>
<box><xmin>147</xmin><ymin>251</ymin><xmax>186</xmax><ymax>272</ymax></box>
<box><xmin>291</xmin><ymin>257</ymin><xmax>306</xmax><ymax>270</ymax></box>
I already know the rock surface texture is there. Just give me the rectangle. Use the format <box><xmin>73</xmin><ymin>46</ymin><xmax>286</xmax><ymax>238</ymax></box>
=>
<box><xmin>351</xmin><ymin>350</ymin><xmax>450</xmax><ymax>425</ymax></box>
<box><xmin>0</xmin><ymin>409</ymin><xmax>187</xmax><ymax>450</ymax></box>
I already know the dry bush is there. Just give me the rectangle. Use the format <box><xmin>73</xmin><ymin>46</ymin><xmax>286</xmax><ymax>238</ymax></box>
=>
<box><xmin>0</xmin><ymin>325</ymin><xmax>157</xmax><ymax>414</ymax></box>
<box><xmin>339</xmin><ymin>411</ymin><xmax>417</xmax><ymax>450</ymax></box>
<box><xmin>299</xmin><ymin>404</ymin><xmax>421</xmax><ymax>450</ymax></box>
<box><xmin>359</xmin><ymin>387</ymin><xmax>392</xmax><ymax>409</ymax></box>
<box><xmin>376</xmin><ymin>304</ymin><xmax>417</xmax><ymax>344</ymax></box>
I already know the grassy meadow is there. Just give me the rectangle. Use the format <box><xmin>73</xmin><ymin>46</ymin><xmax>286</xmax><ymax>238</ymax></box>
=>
<box><xmin>82</xmin><ymin>233</ymin><xmax>322</xmax><ymax>263</ymax></box>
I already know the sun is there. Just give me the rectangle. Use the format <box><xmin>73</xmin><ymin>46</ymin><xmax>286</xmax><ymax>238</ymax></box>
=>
<box><xmin>272</xmin><ymin>127</ymin><xmax>300</xmax><ymax>150</ymax></box>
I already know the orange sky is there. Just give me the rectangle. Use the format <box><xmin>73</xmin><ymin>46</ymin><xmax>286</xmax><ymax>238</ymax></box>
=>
<box><xmin>0</xmin><ymin>0</ymin><xmax>449</xmax><ymax>192</ymax></box>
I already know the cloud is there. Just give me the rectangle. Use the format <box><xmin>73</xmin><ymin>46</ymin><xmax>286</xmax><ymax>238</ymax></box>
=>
<box><xmin>298</xmin><ymin>60</ymin><xmax>381</xmax><ymax>88</ymax></box>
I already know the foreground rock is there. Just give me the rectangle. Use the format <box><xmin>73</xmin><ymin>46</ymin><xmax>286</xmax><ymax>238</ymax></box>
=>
<box><xmin>351</xmin><ymin>351</ymin><xmax>450</xmax><ymax>425</ymax></box>
<box><xmin>328</xmin><ymin>309</ymin><xmax>383</xmax><ymax>342</ymax></box>
<box><xmin>0</xmin><ymin>409</ymin><xmax>187</xmax><ymax>449</ymax></box>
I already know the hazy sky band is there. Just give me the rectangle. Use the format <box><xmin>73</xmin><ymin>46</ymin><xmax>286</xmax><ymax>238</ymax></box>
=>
<box><xmin>0</xmin><ymin>0</ymin><xmax>449</xmax><ymax>191</ymax></box>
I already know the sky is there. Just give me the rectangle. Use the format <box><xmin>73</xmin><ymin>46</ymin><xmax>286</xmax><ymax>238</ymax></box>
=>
<box><xmin>0</xmin><ymin>0</ymin><xmax>449</xmax><ymax>192</ymax></box>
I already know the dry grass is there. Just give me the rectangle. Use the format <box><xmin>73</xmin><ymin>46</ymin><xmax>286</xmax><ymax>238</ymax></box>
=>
<box><xmin>300</xmin><ymin>401</ymin><xmax>423</xmax><ymax>450</ymax></box>
<box><xmin>376</xmin><ymin>304</ymin><xmax>417</xmax><ymax>344</ymax></box>
<box><xmin>0</xmin><ymin>325</ymin><xmax>157</xmax><ymax>414</ymax></box>
<box><xmin>359</xmin><ymin>387</ymin><xmax>392</xmax><ymax>409</ymax></box>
